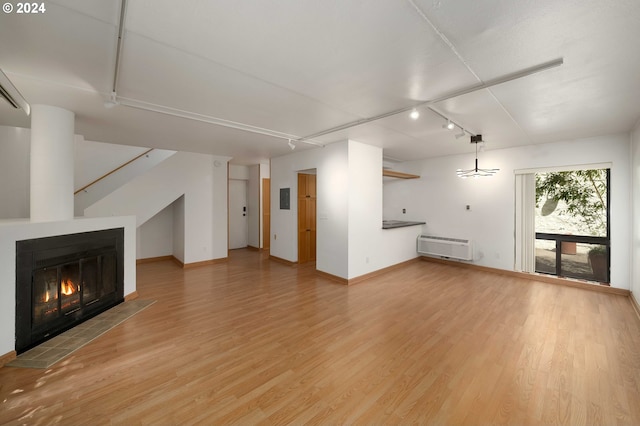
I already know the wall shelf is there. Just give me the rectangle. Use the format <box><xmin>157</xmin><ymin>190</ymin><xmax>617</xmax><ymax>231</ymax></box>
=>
<box><xmin>382</xmin><ymin>169</ymin><xmax>420</xmax><ymax>179</ymax></box>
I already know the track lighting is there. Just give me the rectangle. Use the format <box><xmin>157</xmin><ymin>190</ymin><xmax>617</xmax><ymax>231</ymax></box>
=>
<box><xmin>410</xmin><ymin>109</ymin><xmax>420</xmax><ymax>120</ymax></box>
<box><xmin>288</xmin><ymin>139</ymin><xmax>295</xmax><ymax>150</ymax></box>
<box><xmin>104</xmin><ymin>91</ymin><xmax>119</xmax><ymax>108</ymax></box>
<box><xmin>455</xmin><ymin>129</ymin><xmax>466</xmax><ymax>139</ymax></box>
<box><xmin>442</xmin><ymin>119</ymin><xmax>454</xmax><ymax>130</ymax></box>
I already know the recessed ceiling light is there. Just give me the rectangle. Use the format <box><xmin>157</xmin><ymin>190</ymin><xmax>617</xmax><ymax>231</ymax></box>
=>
<box><xmin>410</xmin><ymin>109</ymin><xmax>420</xmax><ymax>120</ymax></box>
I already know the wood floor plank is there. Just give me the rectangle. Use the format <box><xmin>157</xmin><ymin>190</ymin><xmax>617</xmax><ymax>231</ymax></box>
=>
<box><xmin>1</xmin><ymin>249</ymin><xmax>640</xmax><ymax>425</ymax></box>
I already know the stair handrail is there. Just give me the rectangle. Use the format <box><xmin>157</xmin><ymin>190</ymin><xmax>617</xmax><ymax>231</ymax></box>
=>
<box><xmin>74</xmin><ymin>148</ymin><xmax>154</xmax><ymax>195</ymax></box>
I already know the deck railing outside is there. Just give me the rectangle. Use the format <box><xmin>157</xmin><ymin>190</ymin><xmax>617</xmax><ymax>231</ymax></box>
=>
<box><xmin>535</xmin><ymin>232</ymin><xmax>610</xmax><ymax>284</ymax></box>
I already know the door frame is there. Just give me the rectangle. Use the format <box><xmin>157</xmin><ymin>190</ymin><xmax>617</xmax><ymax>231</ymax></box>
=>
<box><xmin>228</xmin><ymin>178</ymin><xmax>249</xmax><ymax>249</ymax></box>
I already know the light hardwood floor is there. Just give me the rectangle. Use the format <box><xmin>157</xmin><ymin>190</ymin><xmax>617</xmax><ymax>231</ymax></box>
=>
<box><xmin>1</xmin><ymin>249</ymin><xmax>639</xmax><ymax>425</ymax></box>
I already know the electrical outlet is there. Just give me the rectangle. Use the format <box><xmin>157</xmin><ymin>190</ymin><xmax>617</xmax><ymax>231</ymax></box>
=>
<box><xmin>402</xmin><ymin>208</ymin><xmax>406</xmax><ymax>214</ymax></box>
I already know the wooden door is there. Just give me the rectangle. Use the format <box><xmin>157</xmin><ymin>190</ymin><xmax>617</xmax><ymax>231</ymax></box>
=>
<box><xmin>262</xmin><ymin>178</ymin><xmax>270</xmax><ymax>250</ymax></box>
<box><xmin>297</xmin><ymin>173</ymin><xmax>316</xmax><ymax>263</ymax></box>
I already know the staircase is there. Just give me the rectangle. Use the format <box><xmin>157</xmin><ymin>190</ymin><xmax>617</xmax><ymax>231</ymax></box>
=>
<box><xmin>83</xmin><ymin>151</ymin><xmax>230</xmax><ymax>264</ymax></box>
<box><xmin>75</xmin><ymin>149</ymin><xmax>175</xmax><ymax>216</ymax></box>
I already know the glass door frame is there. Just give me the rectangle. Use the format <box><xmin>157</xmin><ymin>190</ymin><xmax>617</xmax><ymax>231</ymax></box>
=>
<box><xmin>534</xmin><ymin>168</ymin><xmax>610</xmax><ymax>283</ymax></box>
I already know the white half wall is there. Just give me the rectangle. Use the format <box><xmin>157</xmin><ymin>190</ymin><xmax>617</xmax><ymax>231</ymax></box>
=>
<box><xmin>631</xmin><ymin>124</ymin><xmax>640</xmax><ymax>302</ymax></box>
<box><xmin>384</xmin><ymin>134</ymin><xmax>632</xmax><ymax>289</ymax></box>
<box><xmin>0</xmin><ymin>126</ymin><xmax>30</xmax><ymax>219</ymax></box>
<box><xmin>0</xmin><ymin>215</ymin><xmax>136</xmax><ymax>356</ymax></box>
<box><xmin>348</xmin><ymin>142</ymin><xmax>423</xmax><ymax>279</ymax></box>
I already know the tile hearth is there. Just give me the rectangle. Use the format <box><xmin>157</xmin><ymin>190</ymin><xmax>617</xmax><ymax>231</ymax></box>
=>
<box><xmin>8</xmin><ymin>299</ymin><xmax>155</xmax><ymax>369</ymax></box>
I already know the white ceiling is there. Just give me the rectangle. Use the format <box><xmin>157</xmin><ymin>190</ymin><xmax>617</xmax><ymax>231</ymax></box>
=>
<box><xmin>1</xmin><ymin>0</ymin><xmax>639</xmax><ymax>165</ymax></box>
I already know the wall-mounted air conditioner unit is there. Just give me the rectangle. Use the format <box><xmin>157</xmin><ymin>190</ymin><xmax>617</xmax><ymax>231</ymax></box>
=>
<box><xmin>0</xmin><ymin>68</ymin><xmax>30</xmax><ymax>115</ymax></box>
<box><xmin>417</xmin><ymin>235</ymin><xmax>473</xmax><ymax>261</ymax></box>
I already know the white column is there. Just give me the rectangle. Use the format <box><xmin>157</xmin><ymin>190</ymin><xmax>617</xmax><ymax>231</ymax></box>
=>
<box><xmin>30</xmin><ymin>105</ymin><xmax>75</xmax><ymax>222</ymax></box>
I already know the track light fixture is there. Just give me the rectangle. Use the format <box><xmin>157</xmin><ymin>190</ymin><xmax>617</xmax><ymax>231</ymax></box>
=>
<box><xmin>442</xmin><ymin>119</ymin><xmax>454</xmax><ymax>130</ymax></box>
<box><xmin>104</xmin><ymin>91</ymin><xmax>119</xmax><ymax>108</ymax></box>
<box><xmin>410</xmin><ymin>109</ymin><xmax>420</xmax><ymax>120</ymax></box>
<box><xmin>288</xmin><ymin>139</ymin><xmax>295</xmax><ymax>150</ymax></box>
<box><xmin>456</xmin><ymin>135</ymin><xmax>499</xmax><ymax>178</ymax></box>
<box><xmin>455</xmin><ymin>129</ymin><xmax>466</xmax><ymax>139</ymax></box>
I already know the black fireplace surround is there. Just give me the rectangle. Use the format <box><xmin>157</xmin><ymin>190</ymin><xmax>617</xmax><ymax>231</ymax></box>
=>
<box><xmin>15</xmin><ymin>228</ymin><xmax>124</xmax><ymax>353</ymax></box>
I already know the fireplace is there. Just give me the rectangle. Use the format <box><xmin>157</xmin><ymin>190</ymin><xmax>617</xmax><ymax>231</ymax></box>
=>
<box><xmin>15</xmin><ymin>228</ymin><xmax>124</xmax><ymax>353</ymax></box>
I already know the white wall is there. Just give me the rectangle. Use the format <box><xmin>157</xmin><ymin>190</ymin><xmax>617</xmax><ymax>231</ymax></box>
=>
<box><xmin>248</xmin><ymin>165</ymin><xmax>260</xmax><ymax>248</ymax></box>
<box><xmin>0</xmin><ymin>126</ymin><xmax>31</xmax><ymax>218</ymax></box>
<box><xmin>271</xmin><ymin>141</ymin><xmax>349</xmax><ymax>278</ymax></box>
<box><xmin>181</xmin><ymin>155</ymin><xmax>229</xmax><ymax>263</ymax></box>
<box><xmin>210</xmin><ymin>158</ymin><xmax>230</xmax><ymax>261</ymax></box>
<box><xmin>271</xmin><ymin>140</ymin><xmax>421</xmax><ymax>280</ymax></box>
<box><xmin>631</xmin><ymin>123</ymin><xmax>640</xmax><ymax>302</ymax></box>
<box><xmin>384</xmin><ymin>134</ymin><xmax>632</xmax><ymax>289</ymax></box>
<box><xmin>348</xmin><ymin>142</ymin><xmax>382</xmax><ymax>278</ymax></box>
<box><xmin>0</xmin><ymin>215</ymin><xmax>136</xmax><ymax>356</ymax></box>
<box><xmin>136</xmin><ymin>202</ymin><xmax>174</xmax><ymax>259</ymax></box>
<box><xmin>0</xmin><ymin>125</ymin><xmax>175</xmax><ymax>218</ymax></box>
<box><xmin>173</xmin><ymin>195</ymin><xmax>185</xmax><ymax>263</ymax></box>
<box><xmin>348</xmin><ymin>142</ymin><xmax>423</xmax><ymax>279</ymax></box>
<box><xmin>230</xmin><ymin>163</ymin><xmax>270</xmax><ymax>249</ymax></box>
<box><xmin>229</xmin><ymin>164</ymin><xmax>249</xmax><ymax>180</ymax></box>
<box><xmin>75</xmin><ymin>140</ymin><xmax>148</xmax><ymax>190</ymax></box>
<box><xmin>260</xmin><ymin>162</ymin><xmax>270</xmax><ymax>248</ymax></box>
<box><xmin>75</xmin><ymin>145</ymin><xmax>175</xmax><ymax>216</ymax></box>
<box><xmin>85</xmin><ymin>152</ymin><xmax>230</xmax><ymax>264</ymax></box>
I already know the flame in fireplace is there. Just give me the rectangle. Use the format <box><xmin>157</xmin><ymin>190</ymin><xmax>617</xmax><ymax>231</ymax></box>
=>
<box><xmin>61</xmin><ymin>279</ymin><xmax>76</xmax><ymax>296</ymax></box>
<box><xmin>44</xmin><ymin>291</ymin><xmax>50</xmax><ymax>302</ymax></box>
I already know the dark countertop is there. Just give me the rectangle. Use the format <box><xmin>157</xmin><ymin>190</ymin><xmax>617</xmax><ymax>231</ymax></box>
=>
<box><xmin>382</xmin><ymin>220</ymin><xmax>426</xmax><ymax>229</ymax></box>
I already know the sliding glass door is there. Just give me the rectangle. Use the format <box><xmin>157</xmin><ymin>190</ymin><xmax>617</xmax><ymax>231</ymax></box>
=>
<box><xmin>534</xmin><ymin>169</ymin><xmax>610</xmax><ymax>284</ymax></box>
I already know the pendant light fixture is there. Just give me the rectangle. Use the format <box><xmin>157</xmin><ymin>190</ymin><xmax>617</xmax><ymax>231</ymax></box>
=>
<box><xmin>456</xmin><ymin>135</ymin><xmax>499</xmax><ymax>178</ymax></box>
